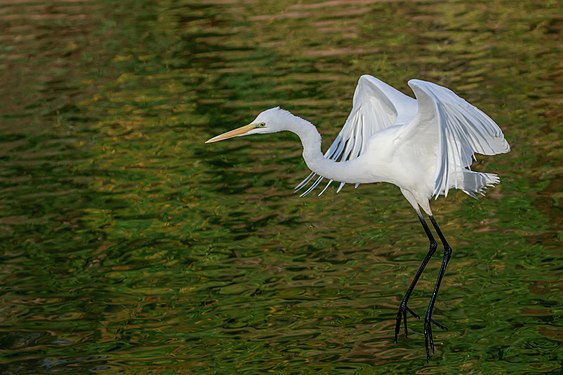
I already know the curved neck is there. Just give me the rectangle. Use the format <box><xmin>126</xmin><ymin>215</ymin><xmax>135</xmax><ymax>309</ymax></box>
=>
<box><xmin>285</xmin><ymin>117</ymin><xmax>363</xmax><ymax>183</ymax></box>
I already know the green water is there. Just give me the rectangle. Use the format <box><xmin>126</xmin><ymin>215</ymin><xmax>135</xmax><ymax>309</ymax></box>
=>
<box><xmin>0</xmin><ymin>0</ymin><xmax>560</xmax><ymax>373</ymax></box>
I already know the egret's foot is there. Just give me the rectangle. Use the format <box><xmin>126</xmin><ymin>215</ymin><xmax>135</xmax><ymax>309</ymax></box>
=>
<box><xmin>395</xmin><ymin>303</ymin><xmax>448</xmax><ymax>343</ymax></box>
<box><xmin>432</xmin><ymin>319</ymin><xmax>447</xmax><ymax>330</ymax></box>
<box><xmin>394</xmin><ymin>303</ymin><xmax>420</xmax><ymax>342</ymax></box>
<box><xmin>423</xmin><ymin>315</ymin><xmax>447</xmax><ymax>360</ymax></box>
<box><xmin>423</xmin><ymin>315</ymin><xmax>434</xmax><ymax>359</ymax></box>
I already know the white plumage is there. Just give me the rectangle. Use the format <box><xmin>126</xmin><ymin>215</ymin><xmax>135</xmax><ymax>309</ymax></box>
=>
<box><xmin>297</xmin><ymin>75</ymin><xmax>509</xmax><ymax>207</ymax></box>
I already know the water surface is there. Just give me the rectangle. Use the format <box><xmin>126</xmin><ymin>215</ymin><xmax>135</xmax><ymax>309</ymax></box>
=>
<box><xmin>0</xmin><ymin>0</ymin><xmax>560</xmax><ymax>373</ymax></box>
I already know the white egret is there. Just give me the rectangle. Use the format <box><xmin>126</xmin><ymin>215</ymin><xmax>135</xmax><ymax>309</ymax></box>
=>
<box><xmin>206</xmin><ymin>75</ymin><xmax>510</xmax><ymax>359</ymax></box>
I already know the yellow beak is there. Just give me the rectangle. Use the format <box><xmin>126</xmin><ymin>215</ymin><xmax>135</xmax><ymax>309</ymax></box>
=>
<box><xmin>205</xmin><ymin>124</ymin><xmax>257</xmax><ymax>144</ymax></box>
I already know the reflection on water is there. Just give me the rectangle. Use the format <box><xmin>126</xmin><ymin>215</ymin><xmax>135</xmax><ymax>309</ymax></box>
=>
<box><xmin>0</xmin><ymin>0</ymin><xmax>560</xmax><ymax>373</ymax></box>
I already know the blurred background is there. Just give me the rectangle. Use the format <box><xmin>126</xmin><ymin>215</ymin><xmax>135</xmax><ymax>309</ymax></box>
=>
<box><xmin>0</xmin><ymin>0</ymin><xmax>560</xmax><ymax>373</ymax></box>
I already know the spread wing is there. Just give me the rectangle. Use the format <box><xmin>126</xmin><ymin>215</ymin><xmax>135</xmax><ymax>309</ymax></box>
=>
<box><xmin>296</xmin><ymin>75</ymin><xmax>417</xmax><ymax>196</ymax></box>
<box><xmin>396</xmin><ymin>79</ymin><xmax>510</xmax><ymax>198</ymax></box>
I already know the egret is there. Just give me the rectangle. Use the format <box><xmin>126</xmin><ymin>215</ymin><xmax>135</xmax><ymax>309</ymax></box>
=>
<box><xmin>206</xmin><ymin>75</ymin><xmax>510</xmax><ymax>359</ymax></box>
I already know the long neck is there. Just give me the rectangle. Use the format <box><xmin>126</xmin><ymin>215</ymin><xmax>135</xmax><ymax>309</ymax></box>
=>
<box><xmin>286</xmin><ymin>118</ymin><xmax>363</xmax><ymax>184</ymax></box>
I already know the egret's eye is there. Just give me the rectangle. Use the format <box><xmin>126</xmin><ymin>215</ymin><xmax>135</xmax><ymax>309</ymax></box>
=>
<box><xmin>256</xmin><ymin>122</ymin><xmax>266</xmax><ymax>128</ymax></box>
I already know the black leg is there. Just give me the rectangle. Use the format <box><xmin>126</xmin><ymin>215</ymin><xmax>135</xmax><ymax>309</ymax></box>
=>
<box><xmin>394</xmin><ymin>212</ymin><xmax>437</xmax><ymax>342</ymax></box>
<box><xmin>429</xmin><ymin>216</ymin><xmax>451</xmax><ymax>250</ymax></box>
<box><xmin>423</xmin><ymin>215</ymin><xmax>453</xmax><ymax>360</ymax></box>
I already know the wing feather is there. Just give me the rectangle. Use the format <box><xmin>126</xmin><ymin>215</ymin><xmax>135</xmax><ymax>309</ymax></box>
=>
<box><xmin>399</xmin><ymin>79</ymin><xmax>510</xmax><ymax>198</ymax></box>
<box><xmin>297</xmin><ymin>75</ymin><xmax>417</xmax><ymax>196</ymax></box>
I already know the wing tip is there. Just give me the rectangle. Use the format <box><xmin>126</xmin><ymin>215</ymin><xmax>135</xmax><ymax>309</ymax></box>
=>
<box><xmin>407</xmin><ymin>79</ymin><xmax>425</xmax><ymax>89</ymax></box>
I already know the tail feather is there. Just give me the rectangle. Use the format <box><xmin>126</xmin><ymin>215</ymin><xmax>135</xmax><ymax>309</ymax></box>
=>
<box><xmin>460</xmin><ymin>171</ymin><xmax>500</xmax><ymax>198</ymax></box>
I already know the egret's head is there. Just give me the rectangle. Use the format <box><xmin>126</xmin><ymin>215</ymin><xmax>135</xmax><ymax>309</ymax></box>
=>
<box><xmin>205</xmin><ymin>107</ymin><xmax>293</xmax><ymax>143</ymax></box>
